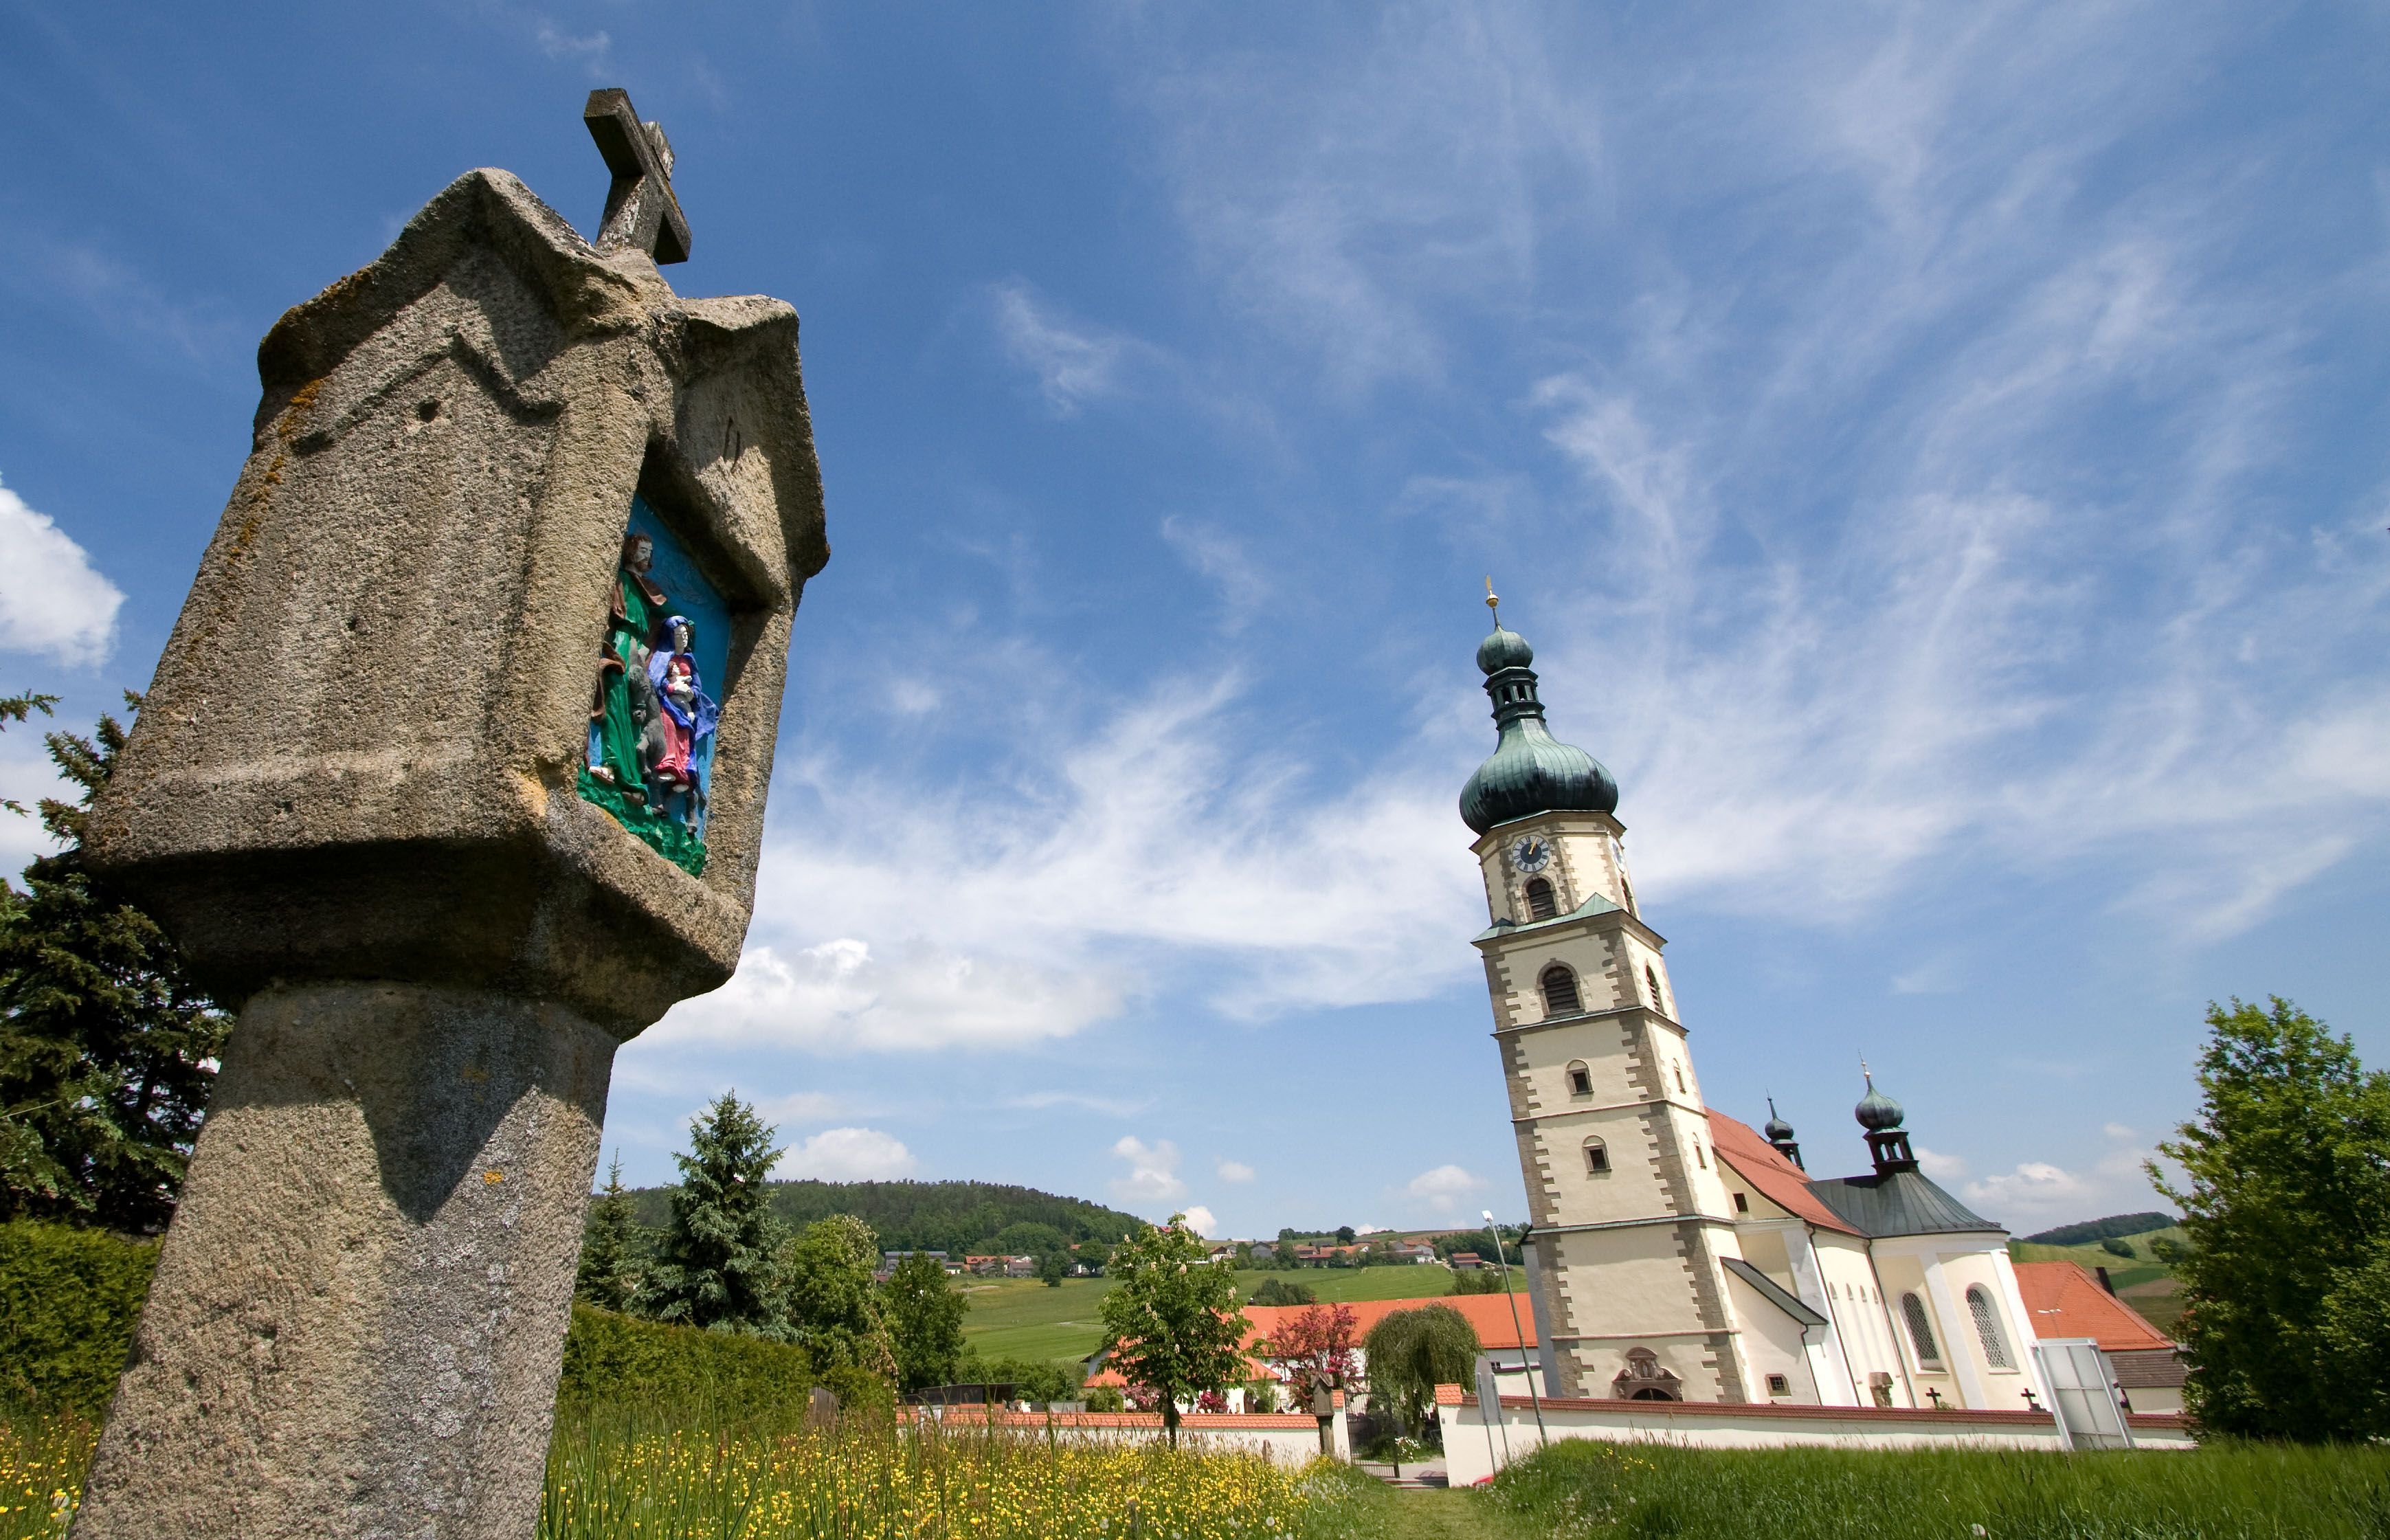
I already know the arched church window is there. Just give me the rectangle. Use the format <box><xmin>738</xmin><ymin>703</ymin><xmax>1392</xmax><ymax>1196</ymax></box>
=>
<box><xmin>1673</xmin><ymin>1064</ymin><xmax>1687</xmax><ymax>1093</ymax></box>
<box><xmin>1901</xmin><ymin>1293</ymin><xmax>1942</xmax><ymax>1367</ymax></box>
<box><xmin>1693</xmin><ymin>1140</ymin><xmax>1708</xmax><ymax>1169</ymax></box>
<box><xmin>1645</xmin><ymin>964</ymin><xmax>1666</xmax><ymax>1013</ymax></box>
<box><xmin>1565</xmin><ymin>1060</ymin><xmax>1593</xmax><ymax>1097</ymax></box>
<box><xmin>1966</xmin><ymin>1286</ymin><xmax>2013</xmax><ymax>1370</ymax></box>
<box><xmin>1541</xmin><ymin>965</ymin><xmax>1581</xmax><ymax>1016</ymax></box>
<box><xmin>1583</xmin><ymin>1137</ymin><xmax>1609</xmax><ymax>1174</ymax></box>
<box><xmin>1621</xmin><ymin>875</ymin><xmax>1636</xmax><ymax>914</ymax></box>
<box><xmin>1525</xmin><ymin>876</ymin><xmax>1558</xmax><ymax>920</ymax></box>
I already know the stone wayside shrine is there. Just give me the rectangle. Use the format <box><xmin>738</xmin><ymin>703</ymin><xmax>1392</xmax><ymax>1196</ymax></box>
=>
<box><xmin>71</xmin><ymin>91</ymin><xmax>827</xmax><ymax>1538</ymax></box>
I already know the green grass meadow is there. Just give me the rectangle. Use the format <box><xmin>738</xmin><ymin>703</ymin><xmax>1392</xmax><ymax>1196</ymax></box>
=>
<box><xmin>959</xmin><ymin>1267</ymin><xmax>1515</xmax><ymax>1365</ymax></box>
<box><xmin>1462</xmin><ymin>1437</ymin><xmax>2390</xmax><ymax>1540</ymax></box>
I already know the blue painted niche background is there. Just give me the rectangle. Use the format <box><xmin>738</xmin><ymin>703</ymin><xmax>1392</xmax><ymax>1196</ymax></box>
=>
<box><xmin>578</xmin><ymin>494</ymin><xmax>732</xmax><ymax>870</ymax></box>
<box><xmin>627</xmin><ymin>496</ymin><xmax>729</xmax><ymax>693</ymax></box>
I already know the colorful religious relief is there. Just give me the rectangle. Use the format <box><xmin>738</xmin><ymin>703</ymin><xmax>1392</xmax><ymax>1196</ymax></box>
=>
<box><xmin>577</xmin><ymin>496</ymin><xmax>729</xmax><ymax>875</ymax></box>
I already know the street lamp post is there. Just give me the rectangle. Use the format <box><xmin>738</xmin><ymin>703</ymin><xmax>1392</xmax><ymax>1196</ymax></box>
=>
<box><xmin>1483</xmin><ymin>1209</ymin><xmax>1548</xmax><ymax>1450</ymax></box>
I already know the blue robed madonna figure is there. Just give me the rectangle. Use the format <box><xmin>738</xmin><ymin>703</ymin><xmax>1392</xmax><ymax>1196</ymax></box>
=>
<box><xmin>644</xmin><ymin>614</ymin><xmax>719</xmax><ymax>834</ymax></box>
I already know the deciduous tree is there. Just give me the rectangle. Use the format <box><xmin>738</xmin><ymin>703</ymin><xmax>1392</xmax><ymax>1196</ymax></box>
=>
<box><xmin>1362</xmin><ymin>1304</ymin><xmax>1481</xmax><ymax>1436</ymax></box>
<box><xmin>1260</xmin><ymin>1301</ymin><xmax>1356</xmax><ymax>1411</ymax></box>
<box><xmin>884</xmin><ymin>1251</ymin><xmax>968</xmax><ymax>1392</ymax></box>
<box><xmin>1097</xmin><ymin>1214</ymin><xmax>1248</xmax><ymax>1446</ymax></box>
<box><xmin>784</xmin><ymin>1213</ymin><xmax>897</xmax><ymax>1380</ymax></box>
<box><xmin>2154</xmin><ymin>996</ymin><xmax>2390</xmax><ymax>1440</ymax></box>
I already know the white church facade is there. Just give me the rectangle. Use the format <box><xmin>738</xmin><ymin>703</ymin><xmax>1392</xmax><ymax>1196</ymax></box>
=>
<box><xmin>1458</xmin><ymin>606</ymin><xmax>2049</xmax><ymax>1417</ymax></box>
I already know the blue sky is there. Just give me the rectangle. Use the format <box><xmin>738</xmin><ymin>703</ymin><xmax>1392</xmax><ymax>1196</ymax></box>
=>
<box><xmin>4</xmin><ymin>3</ymin><xmax>2387</xmax><ymax>1240</ymax></box>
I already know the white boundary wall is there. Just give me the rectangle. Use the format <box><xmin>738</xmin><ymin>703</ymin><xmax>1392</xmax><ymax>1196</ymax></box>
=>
<box><xmin>1442</xmin><ymin>1394</ymin><xmax>2195</xmax><ymax>1486</ymax></box>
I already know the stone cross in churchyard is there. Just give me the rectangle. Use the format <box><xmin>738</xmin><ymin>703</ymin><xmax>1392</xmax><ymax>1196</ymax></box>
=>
<box><xmin>70</xmin><ymin>88</ymin><xmax>826</xmax><ymax>1539</ymax></box>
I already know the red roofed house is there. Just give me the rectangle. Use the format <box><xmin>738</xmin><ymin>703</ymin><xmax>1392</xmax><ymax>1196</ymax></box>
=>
<box><xmin>1085</xmin><ymin>1291</ymin><xmax>1549</xmax><ymax>1408</ymax></box>
<box><xmin>2013</xmin><ymin>1262</ymin><xmax>2185</xmax><ymax>1414</ymax></box>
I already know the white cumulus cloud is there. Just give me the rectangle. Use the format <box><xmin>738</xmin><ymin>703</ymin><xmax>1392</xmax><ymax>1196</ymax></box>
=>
<box><xmin>1181</xmin><ymin>1205</ymin><xmax>1218</xmax><ymax>1237</ymax></box>
<box><xmin>1216</xmin><ymin>1159</ymin><xmax>1256</xmax><ymax>1183</ymax></box>
<box><xmin>1404</xmin><ymin>1164</ymin><xmax>1485</xmax><ymax>1214</ymax></box>
<box><xmin>0</xmin><ymin>478</ymin><xmax>122</xmax><ymax>668</ymax></box>
<box><xmin>777</xmin><ymin>1127</ymin><xmax>917</xmax><ymax>1182</ymax></box>
<box><xmin>1110</xmin><ymin>1135</ymin><xmax>1189</xmax><ymax>1207</ymax></box>
<box><xmin>650</xmin><ymin>938</ymin><xmax>1121</xmax><ymax>1054</ymax></box>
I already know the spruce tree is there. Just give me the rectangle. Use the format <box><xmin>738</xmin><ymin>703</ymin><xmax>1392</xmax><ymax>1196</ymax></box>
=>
<box><xmin>646</xmin><ymin>1092</ymin><xmax>791</xmax><ymax>1338</ymax></box>
<box><xmin>575</xmin><ymin>1152</ymin><xmax>647</xmax><ymax>1313</ymax></box>
<box><xmin>0</xmin><ymin>695</ymin><xmax>230</xmax><ymax>1233</ymax></box>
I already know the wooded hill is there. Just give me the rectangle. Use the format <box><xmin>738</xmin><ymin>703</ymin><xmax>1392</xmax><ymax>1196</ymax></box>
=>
<box><xmin>2021</xmin><ymin>1211</ymin><xmax>2178</xmax><ymax>1247</ymax></box>
<box><xmin>623</xmin><ymin>1179</ymin><xmax>1146</xmax><ymax>1256</ymax></box>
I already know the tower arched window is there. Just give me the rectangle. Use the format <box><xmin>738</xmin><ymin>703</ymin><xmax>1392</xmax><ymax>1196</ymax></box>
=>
<box><xmin>1900</xmin><ymin>1293</ymin><xmax>1942</xmax><ymax>1368</ymax></box>
<box><xmin>1541</xmin><ymin>965</ymin><xmax>1581</xmax><ymax>1016</ymax></box>
<box><xmin>1583</xmin><ymin>1137</ymin><xmax>1609</xmax><ymax>1174</ymax></box>
<box><xmin>1966</xmin><ymin>1286</ymin><xmax>2013</xmax><ymax>1370</ymax></box>
<box><xmin>1645</xmin><ymin>964</ymin><xmax>1666</xmax><ymax>1014</ymax></box>
<box><xmin>1524</xmin><ymin>876</ymin><xmax>1557</xmax><ymax>920</ymax></box>
<box><xmin>1565</xmin><ymin>1060</ymin><xmax>1593</xmax><ymax>1097</ymax></box>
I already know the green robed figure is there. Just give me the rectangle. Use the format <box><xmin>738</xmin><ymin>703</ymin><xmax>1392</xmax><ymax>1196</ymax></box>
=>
<box><xmin>590</xmin><ymin>531</ymin><xmax>669</xmax><ymax>800</ymax></box>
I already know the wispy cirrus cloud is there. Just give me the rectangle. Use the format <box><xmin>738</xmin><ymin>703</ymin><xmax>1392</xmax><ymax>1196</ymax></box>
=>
<box><xmin>988</xmin><ymin>280</ymin><xmax>1152</xmax><ymax>416</ymax></box>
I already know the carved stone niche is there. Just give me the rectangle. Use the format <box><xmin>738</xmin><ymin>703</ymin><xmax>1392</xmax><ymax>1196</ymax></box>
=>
<box><xmin>87</xmin><ymin>168</ymin><xmax>828</xmax><ymax>1037</ymax></box>
<box><xmin>1614</xmin><ymin>1347</ymin><xmax>1684</xmax><ymax>1401</ymax></box>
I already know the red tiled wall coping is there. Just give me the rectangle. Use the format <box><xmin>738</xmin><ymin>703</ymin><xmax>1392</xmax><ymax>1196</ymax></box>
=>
<box><xmin>1499</xmin><ymin>1395</ymin><xmax>2055</xmax><ymax>1427</ymax></box>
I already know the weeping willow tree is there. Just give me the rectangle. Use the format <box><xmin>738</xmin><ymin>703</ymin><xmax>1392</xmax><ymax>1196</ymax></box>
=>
<box><xmin>1362</xmin><ymin>1302</ymin><xmax>1482</xmax><ymax>1436</ymax></box>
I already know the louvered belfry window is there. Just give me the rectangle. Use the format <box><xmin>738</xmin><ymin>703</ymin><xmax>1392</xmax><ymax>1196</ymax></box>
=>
<box><xmin>1525</xmin><ymin>876</ymin><xmax>1558</xmax><ymax>919</ymax></box>
<box><xmin>1541</xmin><ymin>965</ymin><xmax>1581</xmax><ymax>1016</ymax></box>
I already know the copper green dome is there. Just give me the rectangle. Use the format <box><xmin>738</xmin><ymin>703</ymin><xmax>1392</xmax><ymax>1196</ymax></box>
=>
<box><xmin>1460</xmin><ymin>621</ymin><xmax>1618</xmax><ymax>836</ymax></box>
<box><xmin>1476</xmin><ymin>625</ymin><xmax>1534</xmax><ymax>674</ymax></box>
<box><xmin>1855</xmin><ymin>1071</ymin><xmax>1905</xmax><ymax>1132</ymax></box>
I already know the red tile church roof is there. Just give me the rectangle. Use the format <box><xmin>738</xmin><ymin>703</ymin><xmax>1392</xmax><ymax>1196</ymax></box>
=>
<box><xmin>1706</xmin><ymin>1109</ymin><xmax>1862</xmax><ymax>1236</ymax></box>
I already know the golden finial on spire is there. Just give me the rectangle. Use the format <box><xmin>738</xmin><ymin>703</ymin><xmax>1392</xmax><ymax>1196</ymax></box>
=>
<box><xmin>1484</xmin><ymin>574</ymin><xmax>1501</xmax><ymax>627</ymax></box>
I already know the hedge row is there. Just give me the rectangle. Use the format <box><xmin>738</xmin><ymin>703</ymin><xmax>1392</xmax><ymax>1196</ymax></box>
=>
<box><xmin>0</xmin><ymin>1220</ymin><xmax>825</xmax><ymax>1423</ymax></box>
<box><xmin>0</xmin><ymin>1220</ymin><xmax>157</xmax><ymax>1418</ymax></box>
<box><xmin>558</xmin><ymin>1302</ymin><xmax>820</xmax><ymax>1413</ymax></box>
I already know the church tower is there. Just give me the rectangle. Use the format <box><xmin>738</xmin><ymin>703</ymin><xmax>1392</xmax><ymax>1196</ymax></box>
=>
<box><xmin>1462</xmin><ymin>601</ymin><xmax>1752</xmax><ymax>1403</ymax></box>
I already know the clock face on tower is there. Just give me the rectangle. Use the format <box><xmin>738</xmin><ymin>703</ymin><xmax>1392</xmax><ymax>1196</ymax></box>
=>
<box><xmin>1510</xmin><ymin>836</ymin><xmax>1553</xmax><ymax>873</ymax></box>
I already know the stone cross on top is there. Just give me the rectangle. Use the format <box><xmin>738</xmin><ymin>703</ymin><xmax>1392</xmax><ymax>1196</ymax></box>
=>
<box><xmin>585</xmin><ymin>86</ymin><xmax>690</xmax><ymax>263</ymax></box>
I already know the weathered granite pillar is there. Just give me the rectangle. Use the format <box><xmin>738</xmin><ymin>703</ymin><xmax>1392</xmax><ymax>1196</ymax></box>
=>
<box><xmin>73</xmin><ymin>96</ymin><xmax>825</xmax><ymax>1539</ymax></box>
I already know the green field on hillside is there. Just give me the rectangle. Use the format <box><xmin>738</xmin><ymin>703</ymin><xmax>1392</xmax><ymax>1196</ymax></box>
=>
<box><xmin>2008</xmin><ymin>1221</ymin><xmax>2189</xmax><ymax>1334</ymax></box>
<box><xmin>959</xmin><ymin>1267</ymin><xmax>1520</xmax><ymax>1367</ymax></box>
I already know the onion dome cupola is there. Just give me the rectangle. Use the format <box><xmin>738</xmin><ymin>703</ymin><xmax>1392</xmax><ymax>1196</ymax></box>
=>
<box><xmin>1853</xmin><ymin>1063</ymin><xmax>1918</xmax><ymax>1176</ymax></box>
<box><xmin>1763</xmin><ymin>1096</ymin><xmax>1804</xmax><ymax>1170</ymax></box>
<box><xmin>1460</xmin><ymin>588</ymin><xmax>1619</xmax><ymax>836</ymax></box>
